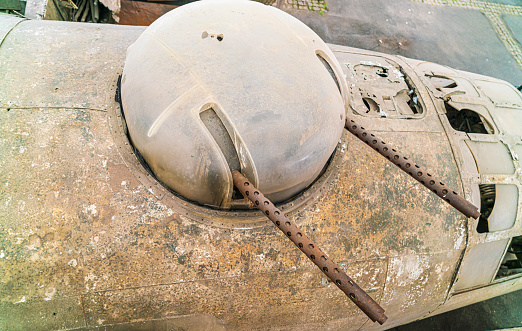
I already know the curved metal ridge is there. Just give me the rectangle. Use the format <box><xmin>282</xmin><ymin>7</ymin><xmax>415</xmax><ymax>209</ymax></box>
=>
<box><xmin>345</xmin><ymin>117</ymin><xmax>481</xmax><ymax>219</ymax></box>
<box><xmin>0</xmin><ymin>15</ymin><xmax>25</xmax><ymax>48</ymax></box>
<box><xmin>232</xmin><ymin>170</ymin><xmax>388</xmax><ymax>325</ymax></box>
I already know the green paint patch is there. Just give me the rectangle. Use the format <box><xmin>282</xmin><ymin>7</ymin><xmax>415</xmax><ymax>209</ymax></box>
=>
<box><xmin>75</xmin><ymin>110</ymin><xmax>91</xmax><ymax>122</ymax></box>
<box><xmin>363</xmin><ymin>209</ymin><xmax>392</xmax><ymax>234</ymax></box>
<box><xmin>181</xmin><ymin>224</ymin><xmax>202</xmax><ymax>236</ymax></box>
<box><xmin>177</xmin><ymin>254</ymin><xmax>187</xmax><ymax>265</ymax></box>
<box><xmin>80</xmin><ymin>127</ymin><xmax>93</xmax><ymax>142</ymax></box>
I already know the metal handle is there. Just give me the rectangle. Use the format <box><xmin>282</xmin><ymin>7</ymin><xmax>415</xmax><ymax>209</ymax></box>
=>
<box><xmin>232</xmin><ymin>171</ymin><xmax>388</xmax><ymax>325</ymax></box>
<box><xmin>345</xmin><ymin>117</ymin><xmax>480</xmax><ymax>219</ymax></box>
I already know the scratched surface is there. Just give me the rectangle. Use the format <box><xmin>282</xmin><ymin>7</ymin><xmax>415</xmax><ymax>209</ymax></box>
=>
<box><xmin>0</xmin><ymin>17</ymin><xmax>479</xmax><ymax>331</ymax></box>
<box><xmin>0</xmin><ymin>20</ymin><xmax>144</xmax><ymax>109</ymax></box>
<box><xmin>0</xmin><ymin>103</ymin><xmax>465</xmax><ymax>329</ymax></box>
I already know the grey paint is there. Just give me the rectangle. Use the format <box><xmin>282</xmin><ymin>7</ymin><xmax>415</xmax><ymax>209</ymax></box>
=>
<box><xmin>453</xmin><ymin>239</ymin><xmax>510</xmax><ymax>291</ymax></box>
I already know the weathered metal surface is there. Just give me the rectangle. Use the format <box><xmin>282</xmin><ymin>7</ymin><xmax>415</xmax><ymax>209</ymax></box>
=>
<box><xmin>0</xmin><ymin>13</ymin><xmax>24</xmax><ymax>44</ymax></box>
<box><xmin>425</xmin><ymin>272</ymin><xmax>522</xmax><ymax>319</ymax></box>
<box><xmin>0</xmin><ymin>19</ymin><xmax>144</xmax><ymax>110</ymax></box>
<box><xmin>345</xmin><ymin>117</ymin><xmax>481</xmax><ymax>219</ymax></box>
<box><xmin>232</xmin><ymin>171</ymin><xmax>387</xmax><ymax>324</ymax></box>
<box><xmin>404</xmin><ymin>57</ymin><xmax>522</xmax><ymax>317</ymax></box>
<box><xmin>0</xmin><ymin>105</ymin><xmax>386</xmax><ymax>329</ymax></box>
<box><xmin>342</xmin><ymin>53</ymin><xmax>425</xmax><ymax>119</ymax></box>
<box><xmin>319</xmin><ymin>130</ymin><xmax>466</xmax><ymax>329</ymax></box>
<box><xmin>0</xmin><ymin>106</ymin><xmax>461</xmax><ymax>329</ymax></box>
<box><xmin>330</xmin><ymin>46</ymin><xmax>443</xmax><ymax>134</ymax></box>
<box><xmin>80</xmin><ymin>261</ymin><xmax>385</xmax><ymax>330</ymax></box>
<box><xmin>0</xmin><ymin>15</ymin><xmax>520</xmax><ymax>331</ymax></box>
<box><xmin>108</xmin><ymin>68</ymin><xmax>344</xmax><ymax>228</ymax></box>
<box><xmin>453</xmin><ymin>238</ymin><xmax>511</xmax><ymax>291</ymax></box>
<box><xmin>77</xmin><ymin>314</ymin><xmax>227</xmax><ymax>330</ymax></box>
<box><xmin>360</xmin><ymin>250</ymin><xmax>464</xmax><ymax>330</ymax></box>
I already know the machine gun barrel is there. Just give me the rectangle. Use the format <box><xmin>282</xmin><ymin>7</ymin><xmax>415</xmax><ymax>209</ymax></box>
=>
<box><xmin>345</xmin><ymin>117</ymin><xmax>480</xmax><ymax>219</ymax></box>
<box><xmin>232</xmin><ymin>171</ymin><xmax>388</xmax><ymax>325</ymax></box>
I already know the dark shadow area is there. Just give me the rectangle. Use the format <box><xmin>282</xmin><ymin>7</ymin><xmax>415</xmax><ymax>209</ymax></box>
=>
<box><xmin>391</xmin><ymin>289</ymin><xmax>522</xmax><ymax>331</ymax></box>
<box><xmin>445</xmin><ymin>103</ymin><xmax>491</xmax><ymax>134</ymax></box>
<box><xmin>477</xmin><ymin>184</ymin><xmax>495</xmax><ymax>233</ymax></box>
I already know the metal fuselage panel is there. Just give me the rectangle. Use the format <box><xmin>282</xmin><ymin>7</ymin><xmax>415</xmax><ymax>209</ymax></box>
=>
<box><xmin>0</xmin><ymin>18</ymin><xmax>520</xmax><ymax>330</ymax></box>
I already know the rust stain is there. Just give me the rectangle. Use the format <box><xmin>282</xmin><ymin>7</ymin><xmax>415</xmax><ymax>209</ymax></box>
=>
<box><xmin>232</xmin><ymin>170</ymin><xmax>387</xmax><ymax>324</ymax></box>
<box><xmin>5</xmin><ymin>19</ymin><xmax>520</xmax><ymax>330</ymax></box>
<box><xmin>107</xmin><ymin>161</ymin><xmax>140</xmax><ymax>193</ymax></box>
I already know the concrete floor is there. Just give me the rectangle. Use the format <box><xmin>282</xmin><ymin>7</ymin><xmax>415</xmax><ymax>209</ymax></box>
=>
<box><xmin>286</xmin><ymin>0</ymin><xmax>522</xmax><ymax>85</ymax></box>
<box><xmin>284</xmin><ymin>0</ymin><xmax>522</xmax><ymax>329</ymax></box>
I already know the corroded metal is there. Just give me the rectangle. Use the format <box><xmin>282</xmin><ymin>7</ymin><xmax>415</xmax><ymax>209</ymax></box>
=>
<box><xmin>1</xmin><ymin>15</ymin><xmax>522</xmax><ymax>331</ymax></box>
<box><xmin>232</xmin><ymin>170</ymin><xmax>388</xmax><ymax>325</ymax></box>
<box><xmin>109</xmin><ymin>69</ymin><xmax>343</xmax><ymax>228</ymax></box>
<box><xmin>345</xmin><ymin>117</ymin><xmax>481</xmax><ymax>219</ymax></box>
